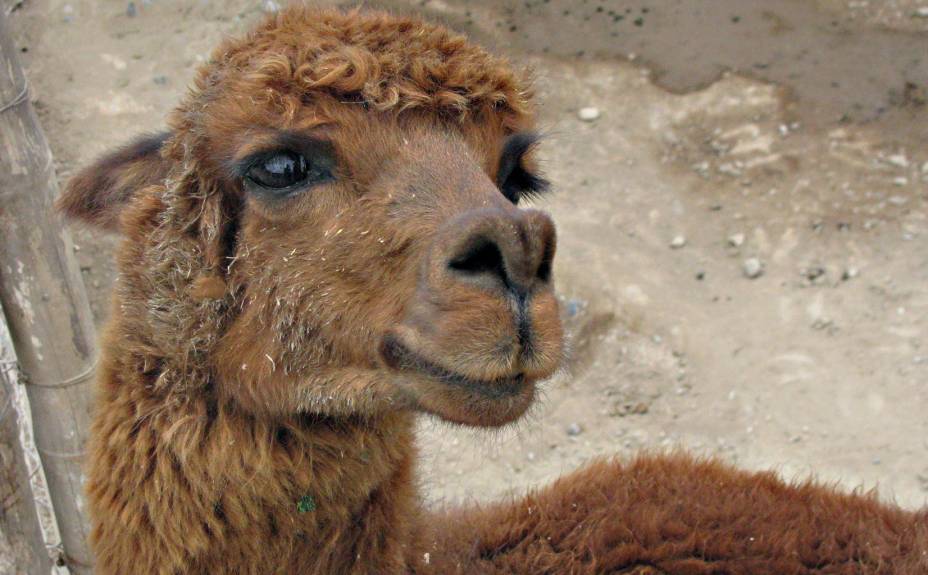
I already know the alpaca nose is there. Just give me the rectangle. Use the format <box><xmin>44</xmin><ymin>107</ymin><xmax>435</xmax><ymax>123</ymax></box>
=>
<box><xmin>445</xmin><ymin>208</ymin><xmax>556</xmax><ymax>297</ymax></box>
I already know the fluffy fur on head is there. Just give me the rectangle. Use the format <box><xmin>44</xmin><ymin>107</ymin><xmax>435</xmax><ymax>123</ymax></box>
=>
<box><xmin>203</xmin><ymin>6</ymin><xmax>533</xmax><ymax>116</ymax></box>
<box><xmin>167</xmin><ymin>6</ymin><xmax>534</xmax><ymax>172</ymax></box>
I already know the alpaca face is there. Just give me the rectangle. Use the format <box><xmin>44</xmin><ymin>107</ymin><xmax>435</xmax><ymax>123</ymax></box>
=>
<box><xmin>61</xmin><ymin>8</ymin><xmax>563</xmax><ymax>427</ymax></box>
<box><xmin>215</xmin><ymin>113</ymin><xmax>563</xmax><ymax>426</ymax></box>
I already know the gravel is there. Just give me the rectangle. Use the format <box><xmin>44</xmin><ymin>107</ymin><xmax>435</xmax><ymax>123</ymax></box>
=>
<box><xmin>886</xmin><ymin>154</ymin><xmax>909</xmax><ymax>168</ymax></box>
<box><xmin>577</xmin><ymin>107</ymin><xmax>601</xmax><ymax>122</ymax></box>
<box><xmin>802</xmin><ymin>266</ymin><xmax>826</xmax><ymax>282</ymax></box>
<box><xmin>564</xmin><ymin>299</ymin><xmax>585</xmax><ymax>318</ymax></box>
<box><xmin>743</xmin><ymin>258</ymin><xmax>764</xmax><ymax>279</ymax></box>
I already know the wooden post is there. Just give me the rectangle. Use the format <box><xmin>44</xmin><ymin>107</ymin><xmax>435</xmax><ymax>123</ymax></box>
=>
<box><xmin>0</xmin><ymin>9</ymin><xmax>95</xmax><ymax>573</ymax></box>
<box><xmin>0</xmin><ymin>310</ymin><xmax>54</xmax><ymax>575</ymax></box>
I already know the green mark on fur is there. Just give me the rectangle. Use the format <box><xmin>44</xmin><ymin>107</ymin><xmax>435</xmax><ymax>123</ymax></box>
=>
<box><xmin>297</xmin><ymin>494</ymin><xmax>316</xmax><ymax>514</ymax></box>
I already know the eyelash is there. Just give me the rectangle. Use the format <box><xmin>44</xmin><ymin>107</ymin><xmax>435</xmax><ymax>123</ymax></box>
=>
<box><xmin>497</xmin><ymin>133</ymin><xmax>550</xmax><ymax>204</ymax></box>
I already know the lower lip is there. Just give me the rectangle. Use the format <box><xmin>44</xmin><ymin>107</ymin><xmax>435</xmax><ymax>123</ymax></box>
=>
<box><xmin>381</xmin><ymin>334</ymin><xmax>527</xmax><ymax>396</ymax></box>
<box><xmin>460</xmin><ymin>373</ymin><xmax>528</xmax><ymax>399</ymax></box>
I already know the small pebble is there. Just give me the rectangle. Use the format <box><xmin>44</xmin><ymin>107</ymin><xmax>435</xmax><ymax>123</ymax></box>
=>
<box><xmin>841</xmin><ymin>266</ymin><xmax>859</xmax><ymax>281</ymax></box>
<box><xmin>692</xmin><ymin>161</ymin><xmax>710</xmax><ymax>176</ymax></box>
<box><xmin>126</xmin><ymin>1</ymin><xmax>137</xmax><ymax>17</ymax></box>
<box><xmin>262</xmin><ymin>0</ymin><xmax>281</xmax><ymax>13</ymax></box>
<box><xmin>718</xmin><ymin>162</ymin><xmax>742</xmax><ymax>177</ymax></box>
<box><xmin>893</xmin><ymin>177</ymin><xmax>908</xmax><ymax>187</ymax></box>
<box><xmin>565</xmin><ymin>299</ymin><xmax>584</xmax><ymax>318</ymax></box>
<box><xmin>916</xmin><ymin>473</ymin><xmax>928</xmax><ymax>492</ymax></box>
<box><xmin>727</xmin><ymin>233</ymin><xmax>745</xmax><ymax>248</ymax></box>
<box><xmin>670</xmin><ymin>235</ymin><xmax>686</xmax><ymax>249</ymax></box>
<box><xmin>153</xmin><ymin>75</ymin><xmax>168</xmax><ymax>85</ymax></box>
<box><xmin>577</xmin><ymin>107</ymin><xmax>601</xmax><ymax>122</ymax></box>
<box><xmin>915</xmin><ymin>7</ymin><xmax>928</xmax><ymax>18</ymax></box>
<box><xmin>743</xmin><ymin>258</ymin><xmax>764</xmax><ymax>279</ymax></box>
<box><xmin>566</xmin><ymin>423</ymin><xmax>583</xmax><ymax>436</ymax></box>
<box><xmin>886</xmin><ymin>154</ymin><xmax>909</xmax><ymax>168</ymax></box>
<box><xmin>803</xmin><ymin>266</ymin><xmax>826</xmax><ymax>282</ymax></box>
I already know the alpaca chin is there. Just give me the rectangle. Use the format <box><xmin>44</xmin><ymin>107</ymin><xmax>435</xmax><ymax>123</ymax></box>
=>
<box><xmin>400</xmin><ymin>369</ymin><xmax>537</xmax><ymax>427</ymax></box>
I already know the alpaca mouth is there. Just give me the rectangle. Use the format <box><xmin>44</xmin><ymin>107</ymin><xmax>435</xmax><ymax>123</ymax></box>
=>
<box><xmin>380</xmin><ymin>333</ymin><xmax>528</xmax><ymax>399</ymax></box>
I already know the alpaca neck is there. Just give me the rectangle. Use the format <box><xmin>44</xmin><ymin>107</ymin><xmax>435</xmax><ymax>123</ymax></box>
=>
<box><xmin>90</xmin><ymin>361</ymin><xmax>421</xmax><ymax>574</ymax></box>
<box><xmin>204</xmin><ymin>406</ymin><xmax>421</xmax><ymax>571</ymax></box>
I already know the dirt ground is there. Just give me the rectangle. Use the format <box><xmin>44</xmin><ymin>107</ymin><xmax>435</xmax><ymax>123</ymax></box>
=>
<box><xmin>7</xmin><ymin>0</ymin><xmax>928</xmax><ymax>513</ymax></box>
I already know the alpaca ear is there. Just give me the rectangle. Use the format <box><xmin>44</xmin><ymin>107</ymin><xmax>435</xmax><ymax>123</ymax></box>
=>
<box><xmin>57</xmin><ymin>132</ymin><xmax>172</xmax><ymax>232</ymax></box>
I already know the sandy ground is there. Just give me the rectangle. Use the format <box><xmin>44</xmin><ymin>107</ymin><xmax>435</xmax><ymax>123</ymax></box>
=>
<box><xmin>7</xmin><ymin>0</ymin><xmax>928</xmax><ymax>515</ymax></box>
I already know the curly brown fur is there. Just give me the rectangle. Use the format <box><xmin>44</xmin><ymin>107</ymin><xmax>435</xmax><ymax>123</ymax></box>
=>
<box><xmin>417</xmin><ymin>454</ymin><xmax>928</xmax><ymax>574</ymax></box>
<box><xmin>58</xmin><ymin>6</ymin><xmax>927</xmax><ymax>575</ymax></box>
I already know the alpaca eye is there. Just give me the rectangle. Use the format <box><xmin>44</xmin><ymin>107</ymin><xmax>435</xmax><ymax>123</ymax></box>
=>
<box><xmin>246</xmin><ymin>151</ymin><xmax>310</xmax><ymax>190</ymax></box>
<box><xmin>497</xmin><ymin>133</ymin><xmax>550</xmax><ymax>205</ymax></box>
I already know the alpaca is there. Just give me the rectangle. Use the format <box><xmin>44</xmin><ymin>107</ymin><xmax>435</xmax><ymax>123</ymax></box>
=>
<box><xmin>58</xmin><ymin>7</ymin><xmax>927</xmax><ymax>575</ymax></box>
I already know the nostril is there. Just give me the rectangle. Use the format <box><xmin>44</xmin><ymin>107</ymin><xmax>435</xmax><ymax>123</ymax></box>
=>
<box><xmin>449</xmin><ymin>238</ymin><xmax>506</xmax><ymax>280</ymax></box>
<box><xmin>536</xmin><ymin>233</ymin><xmax>554</xmax><ymax>283</ymax></box>
<box><xmin>536</xmin><ymin>259</ymin><xmax>551</xmax><ymax>283</ymax></box>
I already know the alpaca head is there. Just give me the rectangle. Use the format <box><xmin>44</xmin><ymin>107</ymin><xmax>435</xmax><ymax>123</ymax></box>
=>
<box><xmin>59</xmin><ymin>7</ymin><xmax>563</xmax><ymax>427</ymax></box>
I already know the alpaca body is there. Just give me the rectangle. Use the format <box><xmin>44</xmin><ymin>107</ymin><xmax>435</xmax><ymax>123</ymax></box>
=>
<box><xmin>420</xmin><ymin>456</ymin><xmax>928</xmax><ymax>574</ymax></box>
